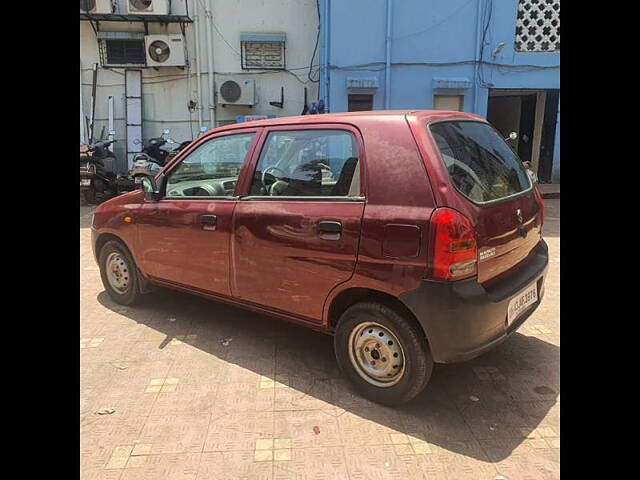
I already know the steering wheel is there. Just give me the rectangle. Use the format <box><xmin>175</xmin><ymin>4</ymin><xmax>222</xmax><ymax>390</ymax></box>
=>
<box><xmin>261</xmin><ymin>166</ymin><xmax>287</xmax><ymax>191</ymax></box>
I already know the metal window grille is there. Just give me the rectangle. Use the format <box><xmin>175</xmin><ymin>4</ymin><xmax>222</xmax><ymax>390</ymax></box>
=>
<box><xmin>99</xmin><ymin>39</ymin><xmax>146</xmax><ymax>66</ymax></box>
<box><xmin>240</xmin><ymin>35</ymin><xmax>285</xmax><ymax>70</ymax></box>
<box><xmin>514</xmin><ymin>0</ymin><xmax>560</xmax><ymax>52</ymax></box>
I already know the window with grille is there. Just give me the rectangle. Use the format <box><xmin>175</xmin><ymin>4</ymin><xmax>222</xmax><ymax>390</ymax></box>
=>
<box><xmin>515</xmin><ymin>0</ymin><xmax>560</xmax><ymax>52</ymax></box>
<box><xmin>98</xmin><ymin>38</ymin><xmax>146</xmax><ymax>67</ymax></box>
<box><xmin>348</xmin><ymin>94</ymin><xmax>373</xmax><ymax>112</ymax></box>
<box><xmin>240</xmin><ymin>33</ymin><xmax>286</xmax><ymax>70</ymax></box>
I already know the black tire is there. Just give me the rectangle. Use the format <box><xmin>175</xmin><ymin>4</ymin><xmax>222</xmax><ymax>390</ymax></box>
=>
<box><xmin>98</xmin><ymin>240</ymin><xmax>140</xmax><ymax>305</ymax></box>
<box><xmin>334</xmin><ymin>301</ymin><xmax>433</xmax><ymax>406</ymax></box>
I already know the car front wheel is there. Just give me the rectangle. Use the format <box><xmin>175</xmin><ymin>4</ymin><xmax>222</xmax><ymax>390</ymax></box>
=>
<box><xmin>334</xmin><ymin>301</ymin><xmax>433</xmax><ymax>405</ymax></box>
<box><xmin>98</xmin><ymin>240</ymin><xmax>140</xmax><ymax>305</ymax></box>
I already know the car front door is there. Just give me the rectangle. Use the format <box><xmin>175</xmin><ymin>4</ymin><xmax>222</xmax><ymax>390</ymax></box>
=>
<box><xmin>136</xmin><ymin>129</ymin><xmax>260</xmax><ymax>297</ymax></box>
<box><xmin>231</xmin><ymin>125</ymin><xmax>365</xmax><ymax>323</ymax></box>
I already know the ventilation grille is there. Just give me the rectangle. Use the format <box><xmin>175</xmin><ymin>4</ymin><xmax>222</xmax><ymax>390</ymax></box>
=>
<box><xmin>130</xmin><ymin>0</ymin><xmax>153</xmax><ymax>11</ymax></box>
<box><xmin>148</xmin><ymin>40</ymin><xmax>170</xmax><ymax>63</ymax></box>
<box><xmin>80</xmin><ymin>0</ymin><xmax>96</xmax><ymax>11</ymax></box>
<box><xmin>220</xmin><ymin>81</ymin><xmax>242</xmax><ymax>103</ymax></box>
<box><xmin>515</xmin><ymin>0</ymin><xmax>560</xmax><ymax>52</ymax></box>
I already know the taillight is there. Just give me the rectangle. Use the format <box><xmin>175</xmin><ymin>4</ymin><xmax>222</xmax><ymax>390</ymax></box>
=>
<box><xmin>534</xmin><ymin>186</ymin><xmax>544</xmax><ymax>232</ymax></box>
<box><xmin>429</xmin><ymin>207</ymin><xmax>477</xmax><ymax>281</ymax></box>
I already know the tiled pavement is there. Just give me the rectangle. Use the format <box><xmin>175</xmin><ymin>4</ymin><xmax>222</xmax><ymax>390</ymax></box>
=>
<box><xmin>80</xmin><ymin>200</ymin><xmax>560</xmax><ymax>480</ymax></box>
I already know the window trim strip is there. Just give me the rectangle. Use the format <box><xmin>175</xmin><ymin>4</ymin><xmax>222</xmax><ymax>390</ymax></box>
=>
<box><xmin>239</xmin><ymin>195</ymin><xmax>365</xmax><ymax>202</ymax></box>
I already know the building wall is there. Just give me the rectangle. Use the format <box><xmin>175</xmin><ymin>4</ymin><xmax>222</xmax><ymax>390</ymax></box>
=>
<box><xmin>319</xmin><ymin>0</ymin><xmax>560</xmax><ymax>181</ymax></box>
<box><xmin>80</xmin><ymin>0</ymin><xmax>319</xmax><ymax>165</ymax></box>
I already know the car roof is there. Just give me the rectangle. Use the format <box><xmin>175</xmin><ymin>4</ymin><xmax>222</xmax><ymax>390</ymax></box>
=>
<box><xmin>207</xmin><ymin>110</ymin><xmax>486</xmax><ymax>134</ymax></box>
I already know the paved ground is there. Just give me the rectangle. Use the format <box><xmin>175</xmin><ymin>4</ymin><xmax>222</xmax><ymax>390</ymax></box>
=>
<box><xmin>80</xmin><ymin>200</ymin><xmax>560</xmax><ymax>480</ymax></box>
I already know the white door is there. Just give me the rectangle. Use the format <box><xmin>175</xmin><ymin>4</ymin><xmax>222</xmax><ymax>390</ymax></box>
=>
<box><xmin>125</xmin><ymin>69</ymin><xmax>143</xmax><ymax>170</ymax></box>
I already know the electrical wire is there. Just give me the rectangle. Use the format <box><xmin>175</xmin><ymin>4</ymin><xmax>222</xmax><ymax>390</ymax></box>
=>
<box><xmin>392</xmin><ymin>0</ymin><xmax>475</xmax><ymax>41</ymax></box>
<box><xmin>308</xmin><ymin>0</ymin><xmax>321</xmax><ymax>84</ymax></box>
<box><xmin>83</xmin><ymin>57</ymin><xmax>556</xmax><ymax>88</ymax></box>
<box><xmin>329</xmin><ymin>60</ymin><xmax>559</xmax><ymax>71</ymax></box>
<box><xmin>478</xmin><ymin>0</ymin><xmax>494</xmax><ymax>88</ymax></box>
<box><xmin>196</xmin><ymin>0</ymin><xmax>242</xmax><ymax>58</ymax></box>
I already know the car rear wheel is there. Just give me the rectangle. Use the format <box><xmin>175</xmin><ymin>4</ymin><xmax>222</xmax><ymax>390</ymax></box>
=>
<box><xmin>334</xmin><ymin>301</ymin><xmax>433</xmax><ymax>405</ymax></box>
<box><xmin>98</xmin><ymin>240</ymin><xmax>140</xmax><ymax>305</ymax></box>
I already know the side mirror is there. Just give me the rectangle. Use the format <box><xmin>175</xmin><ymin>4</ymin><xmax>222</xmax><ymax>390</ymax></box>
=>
<box><xmin>140</xmin><ymin>176</ymin><xmax>161</xmax><ymax>201</ymax></box>
<box><xmin>508</xmin><ymin>131</ymin><xmax>518</xmax><ymax>141</ymax></box>
<box><xmin>162</xmin><ymin>129</ymin><xmax>170</xmax><ymax>135</ymax></box>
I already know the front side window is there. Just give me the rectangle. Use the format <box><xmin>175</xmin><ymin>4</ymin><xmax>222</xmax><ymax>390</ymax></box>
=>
<box><xmin>249</xmin><ymin>130</ymin><xmax>360</xmax><ymax>197</ymax></box>
<box><xmin>165</xmin><ymin>133</ymin><xmax>254</xmax><ymax>197</ymax></box>
<box><xmin>430</xmin><ymin>121</ymin><xmax>531</xmax><ymax>203</ymax></box>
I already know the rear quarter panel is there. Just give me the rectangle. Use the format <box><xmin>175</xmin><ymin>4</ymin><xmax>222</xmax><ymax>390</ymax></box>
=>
<box><xmin>406</xmin><ymin>113</ymin><xmax>542</xmax><ymax>286</ymax></box>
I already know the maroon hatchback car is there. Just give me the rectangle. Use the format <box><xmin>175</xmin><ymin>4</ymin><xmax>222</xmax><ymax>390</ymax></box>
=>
<box><xmin>91</xmin><ymin>110</ymin><xmax>547</xmax><ymax>405</ymax></box>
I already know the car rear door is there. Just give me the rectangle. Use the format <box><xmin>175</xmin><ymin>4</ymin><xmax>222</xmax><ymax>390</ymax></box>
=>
<box><xmin>427</xmin><ymin>120</ymin><xmax>543</xmax><ymax>284</ymax></box>
<box><xmin>135</xmin><ymin>129</ymin><xmax>260</xmax><ymax>296</ymax></box>
<box><xmin>230</xmin><ymin>124</ymin><xmax>365</xmax><ymax>323</ymax></box>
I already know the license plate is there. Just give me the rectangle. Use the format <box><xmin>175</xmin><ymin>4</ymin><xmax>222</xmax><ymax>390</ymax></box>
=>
<box><xmin>80</xmin><ymin>178</ymin><xmax>91</xmax><ymax>186</ymax></box>
<box><xmin>507</xmin><ymin>282</ymin><xmax>538</xmax><ymax>325</ymax></box>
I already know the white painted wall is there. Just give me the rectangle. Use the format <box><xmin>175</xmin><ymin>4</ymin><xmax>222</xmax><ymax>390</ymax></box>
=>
<box><xmin>80</xmin><ymin>0</ymin><xmax>319</xmax><ymax>165</ymax></box>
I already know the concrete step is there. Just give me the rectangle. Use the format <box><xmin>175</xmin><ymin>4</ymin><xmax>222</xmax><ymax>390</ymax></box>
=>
<box><xmin>538</xmin><ymin>183</ymin><xmax>560</xmax><ymax>199</ymax></box>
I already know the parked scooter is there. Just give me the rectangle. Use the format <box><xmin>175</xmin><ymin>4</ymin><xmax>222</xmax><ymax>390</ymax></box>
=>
<box><xmin>80</xmin><ymin>131</ymin><xmax>135</xmax><ymax>204</ymax></box>
<box><xmin>129</xmin><ymin>130</ymin><xmax>191</xmax><ymax>183</ymax></box>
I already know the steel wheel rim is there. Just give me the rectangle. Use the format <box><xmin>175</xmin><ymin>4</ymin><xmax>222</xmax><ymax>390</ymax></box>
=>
<box><xmin>348</xmin><ymin>321</ymin><xmax>406</xmax><ymax>387</ymax></box>
<box><xmin>105</xmin><ymin>252</ymin><xmax>130</xmax><ymax>294</ymax></box>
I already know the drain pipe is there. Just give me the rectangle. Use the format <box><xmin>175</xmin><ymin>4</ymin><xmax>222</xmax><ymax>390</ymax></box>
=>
<box><xmin>322</xmin><ymin>0</ymin><xmax>330</xmax><ymax>111</ymax></box>
<box><xmin>204</xmin><ymin>0</ymin><xmax>216</xmax><ymax>128</ymax></box>
<box><xmin>80</xmin><ymin>60</ymin><xmax>86</xmax><ymax>143</ymax></box>
<box><xmin>107</xmin><ymin>95</ymin><xmax>114</xmax><ymax>151</ymax></box>
<box><xmin>473</xmin><ymin>0</ymin><xmax>483</xmax><ymax>113</ymax></box>
<box><xmin>193</xmin><ymin>2</ymin><xmax>203</xmax><ymax>130</ymax></box>
<box><xmin>384</xmin><ymin>0</ymin><xmax>393</xmax><ymax>110</ymax></box>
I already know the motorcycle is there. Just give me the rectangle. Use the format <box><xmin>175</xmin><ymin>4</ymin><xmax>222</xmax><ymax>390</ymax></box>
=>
<box><xmin>129</xmin><ymin>130</ymin><xmax>191</xmax><ymax>184</ymax></box>
<box><xmin>80</xmin><ymin>131</ymin><xmax>135</xmax><ymax>204</ymax></box>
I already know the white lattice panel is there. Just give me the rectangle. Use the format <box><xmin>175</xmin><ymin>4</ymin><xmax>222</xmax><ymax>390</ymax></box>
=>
<box><xmin>515</xmin><ymin>0</ymin><xmax>560</xmax><ymax>52</ymax></box>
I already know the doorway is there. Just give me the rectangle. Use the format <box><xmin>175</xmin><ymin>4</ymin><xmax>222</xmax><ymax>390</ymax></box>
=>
<box><xmin>487</xmin><ymin>89</ymin><xmax>559</xmax><ymax>183</ymax></box>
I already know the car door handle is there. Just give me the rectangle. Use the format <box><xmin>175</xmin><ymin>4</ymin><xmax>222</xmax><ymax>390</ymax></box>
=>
<box><xmin>200</xmin><ymin>214</ymin><xmax>217</xmax><ymax>230</ymax></box>
<box><xmin>318</xmin><ymin>221</ymin><xmax>342</xmax><ymax>240</ymax></box>
<box><xmin>318</xmin><ymin>221</ymin><xmax>342</xmax><ymax>233</ymax></box>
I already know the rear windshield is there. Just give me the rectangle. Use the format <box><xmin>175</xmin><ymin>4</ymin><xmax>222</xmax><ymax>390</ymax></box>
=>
<box><xmin>429</xmin><ymin>121</ymin><xmax>531</xmax><ymax>203</ymax></box>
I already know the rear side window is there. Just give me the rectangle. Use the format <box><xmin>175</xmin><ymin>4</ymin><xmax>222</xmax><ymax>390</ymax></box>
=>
<box><xmin>429</xmin><ymin>121</ymin><xmax>531</xmax><ymax>203</ymax></box>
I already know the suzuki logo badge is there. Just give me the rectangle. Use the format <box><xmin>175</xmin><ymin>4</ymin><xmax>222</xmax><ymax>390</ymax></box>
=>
<box><xmin>516</xmin><ymin>209</ymin><xmax>523</xmax><ymax>224</ymax></box>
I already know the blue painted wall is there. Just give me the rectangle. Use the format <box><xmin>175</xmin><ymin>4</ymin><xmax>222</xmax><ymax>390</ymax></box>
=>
<box><xmin>319</xmin><ymin>0</ymin><xmax>560</xmax><ymax>182</ymax></box>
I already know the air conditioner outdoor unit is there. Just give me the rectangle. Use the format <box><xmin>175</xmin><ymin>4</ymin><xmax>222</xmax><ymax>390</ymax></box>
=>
<box><xmin>128</xmin><ymin>0</ymin><xmax>168</xmax><ymax>15</ymax></box>
<box><xmin>80</xmin><ymin>0</ymin><xmax>113</xmax><ymax>14</ymax></box>
<box><xmin>144</xmin><ymin>35</ymin><xmax>186</xmax><ymax>67</ymax></box>
<box><xmin>217</xmin><ymin>78</ymin><xmax>256</xmax><ymax>106</ymax></box>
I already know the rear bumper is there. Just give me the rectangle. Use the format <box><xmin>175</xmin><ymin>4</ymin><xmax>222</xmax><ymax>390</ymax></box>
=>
<box><xmin>399</xmin><ymin>240</ymin><xmax>549</xmax><ymax>363</ymax></box>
